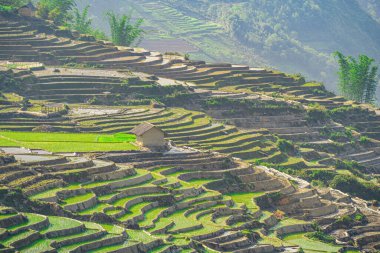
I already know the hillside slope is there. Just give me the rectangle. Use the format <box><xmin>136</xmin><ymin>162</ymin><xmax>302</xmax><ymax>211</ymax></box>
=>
<box><xmin>79</xmin><ymin>0</ymin><xmax>380</xmax><ymax>101</ymax></box>
<box><xmin>1</xmin><ymin>11</ymin><xmax>380</xmax><ymax>253</ymax></box>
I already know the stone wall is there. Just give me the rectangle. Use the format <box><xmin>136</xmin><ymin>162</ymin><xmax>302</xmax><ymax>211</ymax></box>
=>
<box><xmin>276</xmin><ymin>224</ymin><xmax>313</xmax><ymax>236</ymax></box>
<box><xmin>63</xmin><ymin>195</ymin><xmax>98</xmax><ymax>212</ymax></box>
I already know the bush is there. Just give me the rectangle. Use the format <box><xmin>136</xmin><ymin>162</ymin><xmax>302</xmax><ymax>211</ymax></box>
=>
<box><xmin>359</xmin><ymin>135</ymin><xmax>370</xmax><ymax>144</ymax></box>
<box><xmin>330</xmin><ymin>174</ymin><xmax>380</xmax><ymax>201</ymax></box>
<box><xmin>335</xmin><ymin>160</ymin><xmax>366</xmax><ymax>179</ymax></box>
<box><xmin>354</xmin><ymin>213</ymin><xmax>365</xmax><ymax>222</ymax></box>
<box><xmin>329</xmin><ymin>106</ymin><xmax>365</xmax><ymax>120</ymax></box>
<box><xmin>306</xmin><ymin>170</ymin><xmax>335</xmax><ymax>184</ymax></box>
<box><xmin>37</xmin><ymin>0</ymin><xmax>75</xmax><ymax>25</ymax></box>
<box><xmin>306</xmin><ymin>231</ymin><xmax>335</xmax><ymax>244</ymax></box>
<box><xmin>0</xmin><ymin>5</ymin><xmax>14</xmax><ymax>13</ymax></box>
<box><xmin>277</xmin><ymin>139</ymin><xmax>296</xmax><ymax>154</ymax></box>
<box><xmin>306</xmin><ymin>103</ymin><xmax>330</xmax><ymax>123</ymax></box>
<box><xmin>297</xmin><ymin>248</ymin><xmax>305</xmax><ymax>253</ymax></box>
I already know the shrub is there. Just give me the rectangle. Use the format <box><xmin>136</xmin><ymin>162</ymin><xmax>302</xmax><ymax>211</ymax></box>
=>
<box><xmin>359</xmin><ymin>135</ymin><xmax>370</xmax><ymax>144</ymax></box>
<box><xmin>37</xmin><ymin>0</ymin><xmax>76</xmax><ymax>25</ymax></box>
<box><xmin>0</xmin><ymin>72</ymin><xmax>22</xmax><ymax>92</ymax></box>
<box><xmin>0</xmin><ymin>0</ymin><xmax>27</xmax><ymax>9</ymax></box>
<box><xmin>20</xmin><ymin>98</ymin><xmax>31</xmax><ymax>111</ymax></box>
<box><xmin>290</xmin><ymin>73</ymin><xmax>306</xmax><ymax>83</ymax></box>
<box><xmin>335</xmin><ymin>215</ymin><xmax>353</xmax><ymax>226</ymax></box>
<box><xmin>329</xmin><ymin>106</ymin><xmax>365</xmax><ymax>120</ymax></box>
<box><xmin>330</xmin><ymin>174</ymin><xmax>380</xmax><ymax>201</ymax></box>
<box><xmin>311</xmin><ymin>88</ymin><xmax>327</xmax><ymax>96</ymax></box>
<box><xmin>306</xmin><ymin>103</ymin><xmax>329</xmax><ymax>123</ymax></box>
<box><xmin>311</xmin><ymin>180</ymin><xmax>325</xmax><ymax>187</ymax></box>
<box><xmin>354</xmin><ymin>213</ymin><xmax>365</xmax><ymax>222</ymax></box>
<box><xmin>335</xmin><ymin>160</ymin><xmax>367</xmax><ymax>179</ymax></box>
<box><xmin>306</xmin><ymin>170</ymin><xmax>335</xmax><ymax>184</ymax></box>
<box><xmin>306</xmin><ymin>231</ymin><xmax>335</xmax><ymax>244</ymax></box>
<box><xmin>277</xmin><ymin>139</ymin><xmax>296</xmax><ymax>154</ymax></box>
<box><xmin>0</xmin><ymin>5</ymin><xmax>14</xmax><ymax>13</ymax></box>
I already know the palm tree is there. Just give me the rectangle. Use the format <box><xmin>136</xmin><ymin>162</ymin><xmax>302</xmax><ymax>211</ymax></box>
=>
<box><xmin>106</xmin><ymin>11</ymin><xmax>144</xmax><ymax>47</ymax></box>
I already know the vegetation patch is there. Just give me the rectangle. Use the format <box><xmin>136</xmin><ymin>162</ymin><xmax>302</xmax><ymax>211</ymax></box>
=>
<box><xmin>0</xmin><ymin>132</ymin><xmax>138</xmax><ymax>152</ymax></box>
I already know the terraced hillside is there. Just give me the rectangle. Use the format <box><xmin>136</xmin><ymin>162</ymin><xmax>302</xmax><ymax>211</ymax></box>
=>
<box><xmin>77</xmin><ymin>0</ymin><xmax>262</xmax><ymax>66</ymax></box>
<box><xmin>0</xmin><ymin>205</ymin><xmax>162</xmax><ymax>253</ymax></box>
<box><xmin>2</xmin><ymin>146</ymin><xmax>377</xmax><ymax>253</ymax></box>
<box><xmin>0</xmin><ymin>11</ymin><xmax>380</xmax><ymax>253</ymax></box>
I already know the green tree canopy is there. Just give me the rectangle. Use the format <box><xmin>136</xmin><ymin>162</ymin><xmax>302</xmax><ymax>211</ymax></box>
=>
<box><xmin>334</xmin><ymin>52</ymin><xmax>379</xmax><ymax>104</ymax></box>
<box><xmin>69</xmin><ymin>5</ymin><xmax>92</xmax><ymax>34</ymax></box>
<box><xmin>106</xmin><ymin>11</ymin><xmax>144</xmax><ymax>47</ymax></box>
<box><xmin>0</xmin><ymin>0</ymin><xmax>27</xmax><ymax>8</ymax></box>
<box><xmin>36</xmin><ymin>0</ymin><xmax>75</xmax><ymax>25</ymax></box>
<box><xmin>67</xmin><ymin>5</ymin><xmax>107</xmax><ymax>40</ymax></box>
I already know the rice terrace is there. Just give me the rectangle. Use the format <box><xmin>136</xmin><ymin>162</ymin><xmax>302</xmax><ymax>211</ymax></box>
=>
<box><xmin>0</xmin><ymin>1</ymin><xmax>380</xmax><ymax>253</ymax></box>
<box><xmin>0</xmin><ymin>132</ymin><xmax>138</xmax><ymax>152</ymax></box>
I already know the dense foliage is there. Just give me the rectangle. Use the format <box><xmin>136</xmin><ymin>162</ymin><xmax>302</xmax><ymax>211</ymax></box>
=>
<box><xmin>67</xmin><ymin>5</ymin><xmax>107</xmax><ymax>40</ymax></box>
<box><xmin>330</xmin><ymin>174</ymin><xmax>380</xmax><ymax>201</ymax></box>
<box><xmin>0</xmin><ymin>0</ymin><xmax>27</xmax><ymax>12</ymax></box>
<box><xmin>69</xmin><ymin>5</ymin><xmax>92</xmax><ymax>34</ymax></box>
<box><xmin>36</xmin><ymin>0</ymin><xmax>75</xmax><ymax>25</ymax></box>
<box><xmin>335</xmin><ymin>52</ymin><xmax>379</xmax><ymax>104</ymax></box>
<box><xmin>0</xmin><ymin>0</ymin><xmax>27</xmax><ymax>8</ymax></box>
<box><xmin>107</xmin><ymin>11</ymin><xmax>144</xmax><ymax>46</ymax></box>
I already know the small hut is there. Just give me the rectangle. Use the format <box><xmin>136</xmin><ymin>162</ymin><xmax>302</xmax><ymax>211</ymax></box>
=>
<box><xmin>41</xmin><ymin>103</ymin><xmax>65</xmax><ymax>114</ymax></box>
<box><xmin>131</xmin><ymin>122</ymin><xmax>166</xmax><ymax>149</ymax></box>
<box><xmin>18</xmin><ymin>2</ymin><xmax>37</xmax><ymax>17</ymax></box>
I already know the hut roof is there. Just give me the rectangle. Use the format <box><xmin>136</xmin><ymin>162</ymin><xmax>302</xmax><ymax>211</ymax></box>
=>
<box><xmin>130</xmin><ymin>122</ymin><xmax>164</xmax><ymax>136</ymax></box>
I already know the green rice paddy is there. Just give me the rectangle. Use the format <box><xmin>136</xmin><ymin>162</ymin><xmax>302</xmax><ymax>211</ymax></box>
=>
<box><xmin>283</xmin><ymin>232</ymin><xmax>342</xmax><ymax>252</ymax></box>
<box><xmin>0</xmin><ymin>132</ymin><xmax>138</xmax><ymax>152</ymax></box>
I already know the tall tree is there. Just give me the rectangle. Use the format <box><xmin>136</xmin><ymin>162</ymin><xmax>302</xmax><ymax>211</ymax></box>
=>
<box><xmin>36</xmin><ymin>0</ymin><xmax>75</xmax><ymax>25</ymax></box>
<box><xmin>69</xmin><ymin>5</ymin><xmax>92</xmax><ymax>34</ymax></box>
<box><xmin>334</xmin><ymin>52</ymin><xmax>379</xmax><ymax>104</ymax></box>
<box><xmin>106</xmin><ymin>11</ymin><xmax>144</xmax><ymax>47</ymax></box>
<box><xmin>68</xmin><ymin>5</ymin><xmax>107</xmax><ymax>40</ymax></box>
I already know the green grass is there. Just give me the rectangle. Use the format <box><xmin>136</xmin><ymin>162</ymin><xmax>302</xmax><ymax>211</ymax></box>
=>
<box><xmin>185</xmin><ymin>178</ymin><xmax>217</xmax><ymax>187</ymax></box>
<box><xmin>126</xmin><ymin>229</ymin><xmax>157</xmax><ymax>243</ymax></box>
<box><xmin>62</xmin><ymin>192</ymin><xmax>95</xmax><ymax>206</ymax></box>
<box><xmin>0</xmin><ymin>213</ymin><xmax>17</xmax><ymax>219</ymax></box>
<box><xmin>82</xmin><ymin>171</ymin><xmax>146</xmax><ymax>189</ymax></box>
<box><xmin>20</xmin><ymin>238</ymin><xmax>54</xmax><ymax>253</ymax></box>
<box><xmin>0</xmin><ymin>132</ymin><xmax>138</xmax><ymax>152</ymax></box>
<box><xmin>30</xmin><ymin>184</ymin><xmax>82</xmax><ymax>200</ymax></box>
<box><xmin>100</xmin><ymin>224</ymin><xmax>125</xmax><ymax>234</ymax></box>
<box><xmin>138</xmin><ymin>206</ymin><xmax>167</xmax><ymax>227</ymax></box>
<box><xmin>88</xmin><ymin>241</ymin><xmax>137</xmax><ymax>253</ymax></box>
<box><xmin>1</xmin><ymin>230</ymin><xmax>35</xmax><ymax>247</ymax></box>
<box><xmin>226</xmin><ymin>192</ymin><xmax>264</xmax><ymax>210</ymax></box>
<box><xmin>118</xmin><ymin>202</ymin><xmax>152</xmax><ymax>222</ymax></box>
<box><xmin>40</xmin><ymin>216</ymin><xmax>82</xmax><ymax>234</ymax></box>
<box><xmin>272</xmin><ymin>218</ymin><xmax>309</xmax><ymax>230</ymax></box>
<box><xmin>8</xmin><ymin>213</ymin><xmax>47</xmax><ymax>232</ymax></box>
<box><xmin>283</xmin><ymin>232</ymin><xmax>342</xmax><ymax>252</ymax></box>
<box><xmin>78</xmin><ymin>203</ymin><xmax>111</xmax><ymax>215</ymax></box>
